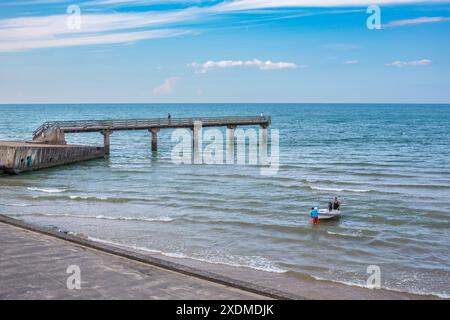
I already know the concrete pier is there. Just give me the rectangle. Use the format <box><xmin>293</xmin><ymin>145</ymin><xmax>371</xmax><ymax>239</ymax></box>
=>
<box><xmin>1</xmin><ymin>116</ymin><xmax>271</xmax><ymax>174</ymax></box>
<box><xmin>0</xmin><ymin>141</ymin><xmax>105</xmax><ymax>174</ymax></box>
<box><xmin>33</xmin><ymin>128</ymin><xmax>67</xmax><ymax>145</ymax></box>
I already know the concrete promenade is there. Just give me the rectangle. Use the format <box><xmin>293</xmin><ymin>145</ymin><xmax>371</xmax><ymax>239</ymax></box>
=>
<box><xmin>0</xmin><ymin>220</ymin><xmax>269</xmax><ymax>300</ymax></box>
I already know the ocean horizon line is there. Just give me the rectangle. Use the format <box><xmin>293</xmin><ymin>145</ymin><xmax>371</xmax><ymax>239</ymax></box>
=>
<box><xmin>1</xmin><ymin>102</ymin><xmax>450</xmax><ymax>106</ymax></box>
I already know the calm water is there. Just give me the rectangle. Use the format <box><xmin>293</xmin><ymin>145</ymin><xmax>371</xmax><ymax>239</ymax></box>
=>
<box><xmin>1</xmin><ymin>104</ymin><xmax>449</xmax><ymax>298</ymax></box>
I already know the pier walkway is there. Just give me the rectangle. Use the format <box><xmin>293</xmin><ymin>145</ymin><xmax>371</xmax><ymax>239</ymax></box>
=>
<box><xmin>32</xmin><ymin>116</ymin><xmax>271</xmax><ymax>153</ymax></box>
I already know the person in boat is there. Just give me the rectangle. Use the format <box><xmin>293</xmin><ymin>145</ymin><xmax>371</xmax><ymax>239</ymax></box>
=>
<box><xmin>328</xmin><ymin>197</ymin><xmax>341</xmax><ymax>211</ymax></box>
<box><xmin>310</xmin><ymin>207</ymin><xmax>319</xmax><ymax>224</ymax></box>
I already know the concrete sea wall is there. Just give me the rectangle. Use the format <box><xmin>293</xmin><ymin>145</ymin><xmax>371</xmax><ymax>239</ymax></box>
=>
<box><xmin>0</xmin><ymin>141</ymin><xmax>105</xmax><ymax>174</ymax></box>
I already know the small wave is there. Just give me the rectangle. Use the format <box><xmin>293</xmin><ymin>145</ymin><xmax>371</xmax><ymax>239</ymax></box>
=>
<box><xmin>310</xmin><ymin>275</ymin><xmax>450</xmax><ymax>299</ymax></box>
<box><xmin>6</xmin><ymin>213</ymin><xmax>173</xmax><ymax>222</ymax></box>
<box><xmin>0</xmin><ymin>203</ymin><xmax>30</xmax><ymax>207</ymax></box>
<box><xmin>27</xmin><ymin>187</ymin><xmax>67</xmax><ymax>193</ymax></box>
<box><xmin>27</xmin><ymin>195</ymin><xmax>130</xmax><ymax>203</ymax></box>
<box><xmin>88</xmin><ymin>237</ymin><xmax>287</xmax><ymax>274</ymax></box>
<box><xmin>382</xmin><ymin>286</ymin><xmax>450</xmax><ymax>299</ymax></box>
<box><xmin>311</xmin><ymin>275</ymin><xmax>368</xmax><ymax>289</ymax></box>
<box><xmin>305</xmin><ymin>179</ymin><xmax>358</xmax><ymax>185</ymax></box>
<box><xmin>310</xmin><ymin>186</ymin><xmax>371</xmax><ymax>193</ymax></box>
<box><xmin>95</xmin><ymin>215</ymin><xmax>173</xmax><ymax>222</ymax></box>
<box><xmin>69</xmin><ymin>195</ymin><xmax>108</xmax><ymax>201</ymax></box>
<box><xmin>66</xmin><ymin>195</ymin><xmax>132</xmax><ymax>203</ymax></box>
<box><xmin>327</xmin><ymin>230</ymin><xmax>362</xmax><ymax>238</ymax></box>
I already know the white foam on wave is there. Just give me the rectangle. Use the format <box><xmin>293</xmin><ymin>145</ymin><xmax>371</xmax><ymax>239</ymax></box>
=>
<box><xmin>0</xmin><ymin>203</ymin><xmax>30</xmax><ymax>207</ymax></box>
<box><xmin>88</xmin><ymin>237</ymin><xmax>287</xmax><ymax>274</ymax></box>
<box><xmin>6</xmin><ymin>213</ymin><xmax>173</xmax><ymax>222</ymax></box>
<box><xmin>326</xmin><ymin>230</ymin><xmax>362</xmax><ymax>238</ymax></box>
<box><xmin>310</xmin><ymin>275</ymin><xmax>450</xmax><ymax>299</ymax></box>
<box><xmin>27</xmin><ymin>187</ymin><xmax>67</xmax><ymax>193</ymax></box>
<box><xmin>310</xmin><ymin>186</ymin><xmax>371</xmax><ymax>193</ymax></box>
<box><xmin>28</xmin><ymin>194</ymin><xmax>130</xmax><ymax>203</ymax></box>
<box><xmin>195</xmin><ymin>254</ymin><xmax>287</xmax><ymax>274</ymax></box>
<box><xmin>381</xmin><ymin>286</ymin><xmax>450</xmax><ymax>299</ymax></box>
<box><xmin>94</xmin><ymin>215</ymin><xmax>173</xmax><ymax>222</ymax></box>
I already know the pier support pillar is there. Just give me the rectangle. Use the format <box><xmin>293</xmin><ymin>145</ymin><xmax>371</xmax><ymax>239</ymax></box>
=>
<box><xmin>192</xmin><ymin>121</ymin><xmax>203</xmax><ymax>164</ymax></box>
<box><xmin>260</xmin><ymin>126</ymin><xmax>267</xmax><ymax>145</ymax></box>
<box><xmin>150</xmin><ymin>128</ymin><xmax>160</xmax><ymax>152</ymax></box>
<box><xmin>227</xmin><ymin>125</ymin><xmax>236</xmax><ymax>164</ymax></box>
<box><xmin>101</xmin><ymin>130</ymin><xmax>112</xmax><ymax>156</ymax></box>
<box><xmin>260</xmin><ymin>125</ymin><xmax>268</xmax><ymax>165</ymax></box>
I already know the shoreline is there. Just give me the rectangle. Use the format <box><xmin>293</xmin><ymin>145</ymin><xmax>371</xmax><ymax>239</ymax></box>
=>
<box><xmin>87</xmin><ymin>236</ymin><xmax>439</xmax><ymax>300</ymax></box>
<box><xmin>0</xmin><ymin>214</ymin><xmax>296</xmax><ymax>300</ymax></box>
<box><xmin>0</xmin><ymin>214</ymin><xmax>441</xmax><ymax>300</ymax></box>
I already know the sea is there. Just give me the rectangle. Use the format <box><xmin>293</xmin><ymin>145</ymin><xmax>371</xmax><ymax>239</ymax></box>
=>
<box><xmin>1</xmin><ymin>103</ymin><xmax>449</xmax><ymax>298</ymax></box>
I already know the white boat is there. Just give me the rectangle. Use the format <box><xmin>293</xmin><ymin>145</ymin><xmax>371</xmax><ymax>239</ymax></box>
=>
<box><xmin>317</xmin><ymin>209</ymin><xmax>342</xmax><ymax>220</ymax></box>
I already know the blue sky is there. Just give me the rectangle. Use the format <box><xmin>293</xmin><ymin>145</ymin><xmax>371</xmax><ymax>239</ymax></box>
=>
<box><xmin>0</xmin><ymin>0</ymin><xmax>449</xmax><ymax>103</ymax></box>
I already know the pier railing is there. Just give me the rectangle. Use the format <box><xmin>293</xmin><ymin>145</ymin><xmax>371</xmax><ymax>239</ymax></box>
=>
<box><xmin>33</xmin><ymin>116</ymin><xmax>271</xmax><ymax>138</ymax></box>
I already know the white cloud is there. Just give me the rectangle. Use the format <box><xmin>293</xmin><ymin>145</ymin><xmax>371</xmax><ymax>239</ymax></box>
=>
<box><xmin>384</xmin><ymin>16</ymin><xmax>450</xmax><ymax>28</ymax></box>
<box><xmin>344</xmin><ymin>60</ymin><xmax>359</xmax><ymax>65</ymax></box>
<box><xmin>385</xmin><ymin>59</ymin><xmax>432</xmax><ymax>67</ymax></box>
<box><xmin>189</xmin><ymin>59</ymin><xmax>303</xmax><ymax>73</ymax></box>
<box><xmin>153</xmin><ymin>77</ymin><xmax>179</xmax><ymax>95</ymax></box>
<box><xmin>211</xmin><ymin>0</ymin><xmax>444</xmax><ymax>12</ymax></box>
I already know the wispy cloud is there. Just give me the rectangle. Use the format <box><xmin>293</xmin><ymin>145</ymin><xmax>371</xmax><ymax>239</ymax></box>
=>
<box><xmin>211</xmin><ymin>0</ymin><xmax>443</xmax><ymax>12</ymax></box>
<box><xmin>88</xmin><ymin>0</ymin><xmax>205</xmax><ymax>5</ymax></box>
<box><xmin>189</xmin><ymin>59</ymin><xmax>303</xmax><ymax>73</ymax></box>
<box><xmin>385</xmin><ymin>59</ymin><xmax>432</xmax><ymax>67</ymax></box>
<box><xmin>153</xmin><ymin>77</ymin><xmax>179</xmax><ymax>95</ymax></box>
<box><xmin>0</xmin><ymin>28</ymin><xmax>189</xmax><ymax>52</ymax></box>
<box><xmin>384</xmin><ymin>16</ymin><xmax>450</xmax><ymax>28</ymax></box>
<box><xmin>0</xmin><ymin>9</ymin><xmax>198</xmax><ymax>52</ymax></box>
<box><xmin>344</xmin><ymin>60</ymin><xmax>359</xmax><ymax>65</ymax></box>
<box><xmin>2</xmin><ymin>0</ymin><xmax>450</xmax><ymax>53</ymax></box>
<box><xmin>8</xmin><ymin>0</ymin><xmax>436</xmax><ymax>8</ymax></box>
<box><xmin>4</xmin><ymin>0</ymin><xmax>450</xmax><ymax>10</ymax></box>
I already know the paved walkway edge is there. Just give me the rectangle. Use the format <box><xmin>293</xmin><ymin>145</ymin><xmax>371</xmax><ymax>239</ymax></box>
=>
<box><xmin>0</xmin><ymin>214</ymin><xmax>302</xmax><ymax>300</ymax></box>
